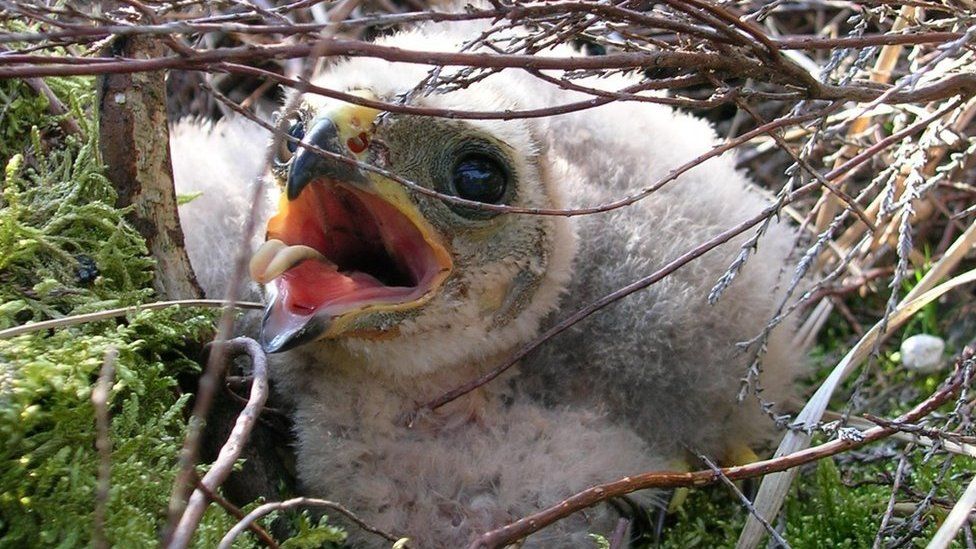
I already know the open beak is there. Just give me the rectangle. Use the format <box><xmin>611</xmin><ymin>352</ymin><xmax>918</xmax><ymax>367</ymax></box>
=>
<box><xmin>250</xmin><ymin>99</ymin><xmax>453</xmax><ymax>353</ymax></box>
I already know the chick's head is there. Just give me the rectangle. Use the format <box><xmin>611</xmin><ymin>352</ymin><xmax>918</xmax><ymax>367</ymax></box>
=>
<box><xmin>252</xmin><ymin>54</ymin><xmax>576</xmax><ymax>376</ymax></box>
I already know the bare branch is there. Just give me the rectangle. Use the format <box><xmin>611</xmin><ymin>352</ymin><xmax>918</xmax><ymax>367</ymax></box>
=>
<box><xmin>217</xmin><ymin>497</ymin><xmax>405</xmax><ymax>549</ymax></box>
<box><xmin>0</xmin><ymin>300</ymin><xmax>263</xmax><ymax>340</ymax></box>
<box><xmin>169</xmin><ymin>338</ymin><xmax>269</xmax><ymax>549</ymax></box>
<box><xmin>190</xmin><ymin>473</ymin><xmax>279</xmax><ymax>549</ymax></box>
<box><xmin>468</xmin><ymin>362</ymin><xmax>970</xmax><ymax>548</ymax></box>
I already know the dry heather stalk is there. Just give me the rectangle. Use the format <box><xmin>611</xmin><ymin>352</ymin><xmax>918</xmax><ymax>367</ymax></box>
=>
<box><xmin>811</xmin><ymin>5</ymin><xmax>919</xmax><ymax>235</ymax></box>
<box><xmin>740</xmin><ymin>224</ymin><xmax>976</xmax><ymax>549</ymax></box>
<box><xmin>822</xmin><ymin>72</ymin><xmax>976</xmax><ymax>275</ymax></box>
<box><xmin>820</xmin><ymin>411</ymin><xmax>976</xmax><ymax>458</ymax></box>
<box><xmin>796</xmin><ymin>95</ymin><xmax>972</xmax><ymax>354</ymax></box>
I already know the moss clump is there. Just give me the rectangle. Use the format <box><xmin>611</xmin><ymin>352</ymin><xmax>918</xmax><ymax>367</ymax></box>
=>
<box><xmin>0</xmin><ymin>311</ymin><xmax>220</xmax><ymax>547</ymax></box>
<box><xmin>0</xmin><ymin>79</ymin><xmax>153</xmax><ymax>327</ymax></box>
<box><xmin>0</xmin><ymin>74</ymin><xmax>254</xmax><ymax>546</ymax></box>
<box><xmin>783</xmin><ymin>459</ymin><xmax>890</xmax><ymax>548</ymax></box>
<box><xmin>658</xmin><ymin>451</ymin><xmax>963</xmax><ymax>548</ymax></box>
<box><xmin>658</xmin><ymin>486</ymin><xmax>745</xmax><ymax>548</ymax></box>
<box><xmin>657</xmin><ymin>460</ymin><xmax>886</xmax><ymax>548</ymax></box>
<box><xmin>278</xmin><ymin>513</ymin><xmax>348</xmax><ymax>548</ymax></box>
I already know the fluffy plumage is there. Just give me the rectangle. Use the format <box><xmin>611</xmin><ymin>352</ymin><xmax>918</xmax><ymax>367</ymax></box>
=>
<box><xmin>173</xmin><ymin>20</ymin><xmax>801</xmax><ymax>548</ymax></box>
<box><xmin>171</xmin><ymin>116</ymin><xmax>273</xmax><ymax>305</ymax></box>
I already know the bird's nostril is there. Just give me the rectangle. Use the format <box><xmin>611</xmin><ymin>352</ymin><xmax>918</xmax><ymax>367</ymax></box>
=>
<box><xmin>347</xmin><ymin>132</ymin><xmax>370</xmax><ymax>154</ymax></box>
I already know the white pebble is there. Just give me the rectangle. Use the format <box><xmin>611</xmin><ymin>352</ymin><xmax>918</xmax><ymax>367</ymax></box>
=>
<box><xmin>900</xmin><ymin>334</ymin><xmax>945</xmax><ymax>373</ymax></box>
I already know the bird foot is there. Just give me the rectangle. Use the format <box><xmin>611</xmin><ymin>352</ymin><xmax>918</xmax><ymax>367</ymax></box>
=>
<box><xmin>725</xmin><ymin>443</ymin><xmax>760</xmax><ymax>467</ymax></box>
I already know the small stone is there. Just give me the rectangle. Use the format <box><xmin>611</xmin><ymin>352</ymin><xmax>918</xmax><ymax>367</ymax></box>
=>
<box><xmin>900</xmin><ymin>334</ymin><xmax>945</xmax><ymax>373</ymax></box>
<box><xmin>114</xmin><ymin>92</ymin><xmax>126</xmax><ymax>104</ymax></box>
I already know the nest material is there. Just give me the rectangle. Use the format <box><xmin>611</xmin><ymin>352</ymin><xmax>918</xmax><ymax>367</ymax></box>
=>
<box><xmin>0</xmin><ymin>1</ymin><xmax>975</xmax><ymax>547</ymax></box>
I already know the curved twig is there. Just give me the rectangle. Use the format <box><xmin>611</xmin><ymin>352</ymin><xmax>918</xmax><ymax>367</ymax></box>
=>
<box><xmin>169</xmin><ymin>337</ymin><xmax>270</xmax><ymax>549</ymax></box>
<box><xmin>217</xmin><ymin>497</ymin><xmax>405</xmax><ymax>549</ymax></box>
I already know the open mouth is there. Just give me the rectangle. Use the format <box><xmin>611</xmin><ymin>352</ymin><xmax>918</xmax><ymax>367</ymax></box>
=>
<box><xmin>250</xmin><ymin>179</ymin><xmax>452</xmax><ymax>350</ymax></box>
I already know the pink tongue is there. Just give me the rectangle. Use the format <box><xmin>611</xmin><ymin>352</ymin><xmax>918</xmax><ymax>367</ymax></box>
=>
<box><xmin>280</xmin><ymin>260</ymin><xmax>385</xmax><ymax>313</ymax></box>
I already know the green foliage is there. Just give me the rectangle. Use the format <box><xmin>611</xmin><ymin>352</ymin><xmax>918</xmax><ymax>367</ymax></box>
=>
<box><xmin>177</xmin><ymin>191</ymin><xmax>204</xmax><ymax>206</ymax></box>
<box><xmin>0</xmin><ymin>71</ymin><xmax>262</xmax><ymax>547</ymax></box>
<box><xmin>658</xmin><ymin>451</ymin><xmax>966</xmax><ymax>548</ymax></box>
<box><xmin>0</xmin><ymin>79</ymin><xmax>153</xmax><ymax>329</ymax></box>
<box><xmin>655</xmin><ymin>461</ymin><xmax>875</xmax><ymax>549</ymax></box>
<box><xmin>658</xmin><ymin>487</ymin><xmax>745</xmax><ymax>548</ymax></box>
<box><xmin>0</xmin><ymin>310</ymin><xmax>216</xmax><ymax>547</ymax></box>
<box><xmin>784</xmin><ymin>459</ymin><xmax>889</xmax><ymax>548</ymax></box>
<box><xmin>278</xmin><ymin>513</ymin><xmax>347</xmax><ymax>549</ymax></box>
<box><xmin>588</xmin><ymin>532</ymin><xmax>610</xmax><ymax>549</ymax></box>
<box><xmin>0</xmin><ymin>80</ymin><xmax>52</xmax><ymax>162</ymax></box>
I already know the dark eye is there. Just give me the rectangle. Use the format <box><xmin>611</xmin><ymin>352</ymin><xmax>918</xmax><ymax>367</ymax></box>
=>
<box><xmin>450</xmin><ymin>155</ymin><xmax>507</xmax><ymax>204</ymax></box>
<box><xmin>275</xmin><ymin>120</ymin><xmax>305</xmax><ymax>165</ymax></box>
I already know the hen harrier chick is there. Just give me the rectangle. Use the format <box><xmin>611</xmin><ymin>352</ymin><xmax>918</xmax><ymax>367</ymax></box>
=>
<box><xmin>174</xmin><ymin>19</ymin><xmax>801</xmax><ymax>548</ymax></box>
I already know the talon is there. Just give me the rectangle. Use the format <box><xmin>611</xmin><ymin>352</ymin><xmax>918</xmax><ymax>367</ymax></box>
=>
<box><xmin>726</xmin><ymin>443</ymin><xmax>760</xmax><ymax>466</ymax></box>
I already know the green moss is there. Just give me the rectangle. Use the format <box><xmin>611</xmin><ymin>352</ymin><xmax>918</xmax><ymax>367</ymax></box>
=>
<box><xmin>0</xmin><ymin>71</ymin><xmax>258</xmax><ymax>546</ymax></box>
<box><xmin>657</xmin><ymin>487</ymin><xmax>744</xmax><ymax>548</ymax></box>
<box><xmin>0</xmin><ymin>311</ymin><xmax>213</xmax><ymax>547</ymax></box>
<box><xmin>784</xmin><ymin>459</ymin><xmax>889</xmax><ymax>548</ymax></box>
<box><xmin>278</xmin><ymin>513</ymin><xmax>348</xmax><ymax>549</ymax></box>
<box><xmin>0</xmin><ymin>80</ymin><xmax>153</xmax><ymax>327</ymax></box>
<box><xmin>657</xmin><ymin>449</ymin><xmax>967</xmax><ymax>548</ymax></box>
<box><xmin>656</xmin><ymin>461</ymin><xmax>881</xmax><ymax>548</ymax></box>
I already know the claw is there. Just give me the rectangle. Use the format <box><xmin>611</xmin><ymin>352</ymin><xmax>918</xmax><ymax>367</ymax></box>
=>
<box><xmin>665</xmin><ymin>459</ymin><xmax>690</xmax><ymax>514</ymax></box>
<box><xmin>726</xmin><ymin>443</ymin><xmax>760</xmax><ymax>466</ymax></box>
<box><xmin>725</xmin><ymin>443</ymin><xmax>761</xmax><ymax>500</ymax></box>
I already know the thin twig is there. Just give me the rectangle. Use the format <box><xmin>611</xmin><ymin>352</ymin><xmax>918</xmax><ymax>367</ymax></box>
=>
<box><xmin>0</xmin><ymin>299</ymin><xmax>263</xmax><ymax>340</ymax></box>
<box><xmin>92</xmin><ymin>347</ymin><xmax>117</xmax><ymax>549</ymax></box>
<box><xmin>874</xmin><ymin>452</ymin><xmax>910</xmax><ymax>548</ymax></box>
<box><xmin>467</xmin><ymin>363</ymin><xmax>969</xmax><ymax>548</ymax></box>
<box><xmin>217</xmin><ymin>497</ymin><xmax>405</xmax><ymax>549</ymax></box>
<box><xmin>2</xmin><ymin>40</ymin><xmax>974</xmax><ymax>105</ymax></box>
<box><xmin>169</xmin><ymin>338</ymin><xmax>270</xmax><ymax>549</ymax></box>
<box><xmin>699</xmin><ymin>454</ymin><xmax>791</xmax><ymax>549</ymax></box>
<box><xmin>190</xmin><ymin>472</ymin><xmax>278</xmax><ymax>549</ymax></box>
